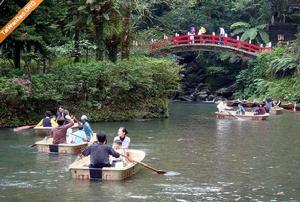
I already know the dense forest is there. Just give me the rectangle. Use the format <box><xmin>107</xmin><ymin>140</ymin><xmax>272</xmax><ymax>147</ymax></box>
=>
<box><xmin>0</xmin><ymin>0</ymin><xmax>299</xmax><ymax>126</ymax></box>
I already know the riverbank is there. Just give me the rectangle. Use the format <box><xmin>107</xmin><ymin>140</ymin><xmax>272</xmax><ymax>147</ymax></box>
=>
<box><xmin>0</xmin><ymin>56</ymin><xmax>180</xmax><ymax>127</ymax></box>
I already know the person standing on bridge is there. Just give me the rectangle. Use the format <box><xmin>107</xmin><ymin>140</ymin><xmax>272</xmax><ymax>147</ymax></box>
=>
<box><xmin>190</xmin><ymin>24</ymin><xmax>196</xmax><ymax>35</ymax></box>
<box><xmin>219</xmin><ymin>27</ymin><xmax>226</xmax><ymax>45</ymax></box>
<box><xmin>198</xmin><ymin>26</ymin><xmax>206</xmax><ymax>35</ymax></box>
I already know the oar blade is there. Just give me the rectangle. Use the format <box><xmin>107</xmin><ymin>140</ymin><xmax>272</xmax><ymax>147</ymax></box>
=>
<box><xmin>13</xmin><ymin>125</ymin><xmax>35</xmax><ymax>132</ymax></box>
<box><xmin>29</xmin><ymin>143</ymin><xmax>37</xmax><ymax>148</ymax></box>
<box><xmin>157</xmin><ymin>170</ymin><xmax>167</xmax><ymax>175</ymax></box>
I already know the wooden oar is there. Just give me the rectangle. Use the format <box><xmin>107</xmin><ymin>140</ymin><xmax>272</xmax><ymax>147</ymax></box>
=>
<box><xmin>30</xmin><ymin>143</ymin><xmax>37</xmax><ymax>147</ymax></box>
<box><xmin>226</xmin><ymin>111</ymin><xmax>241</xmax><ymax>120</ymax></box>
<box><xmin>13</xmin><ymin>125</ymin><xmax>35</xmax><ymax>132</ymax></box>
<box><xmin>119</xmin><ymin>153</ymin><xmax>166</xmax><ymax>175</ymax></box>
<box><xmin>69</xmin><ymin>133</ymin><xmax>88</xmax><ymax>142</ymax></box>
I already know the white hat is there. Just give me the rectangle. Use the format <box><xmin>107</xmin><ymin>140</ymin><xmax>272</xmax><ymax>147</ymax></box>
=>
<box><xmin>81</xmin><ymin>115</ymin><xmax>88</xmax><ymax>121</ymax></box>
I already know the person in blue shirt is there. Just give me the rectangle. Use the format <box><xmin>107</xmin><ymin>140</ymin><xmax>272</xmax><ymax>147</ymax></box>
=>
<box><xmin>81</xmin><ymin>115</ymin><xmax>93</xmax><ymax>141</ymax></box>
<box><xmin>236</xmin><ymin>103</ymin><xmax>246</xmax><ymax>115</ymax></box>
<box><xmin>67</xmin><ymin>122</ymin><xmax>88</xmax><ymax>144</ymax></box>
<box><xmin>264</xmin><ymin>98</ymin><xmax>273</xmax><ymax>113</ymax></box>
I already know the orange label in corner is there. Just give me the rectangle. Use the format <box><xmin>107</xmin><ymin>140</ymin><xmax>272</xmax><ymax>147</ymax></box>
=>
<box><xmin>0</xmin><ymin>0</ymin><xmax>44</xmax><ymax>43</ymax></box>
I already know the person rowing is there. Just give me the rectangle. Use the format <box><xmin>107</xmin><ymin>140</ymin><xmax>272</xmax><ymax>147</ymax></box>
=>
<box><xmin>217</xmin><ymin>98</ymin><xmax>232</xmax><ymax>113</ymax></box>
<box><xmin>36</xmin><ymin>111</ymin><xmax>58</xmax><ymax>127</ymax></box>
<box><xmin>236</xmin><ymin>102</ymin><xmax>246</xmax><ymax>115</ymax></box>
<box><xmin>49</xmin><ymin>115</ymin><xmax>74</xmax><ymax>144</ymax></box>
<box><xmin>80</xmin><ymin>131</ymin><xmax>120</xmax><ymax>169</ymax></box>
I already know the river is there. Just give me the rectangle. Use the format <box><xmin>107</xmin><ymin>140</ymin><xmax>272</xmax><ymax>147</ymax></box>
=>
<box><xmin>0</xmin><ymin>102</ymin><xmax>299</xmax><ymax>201</ymax></box>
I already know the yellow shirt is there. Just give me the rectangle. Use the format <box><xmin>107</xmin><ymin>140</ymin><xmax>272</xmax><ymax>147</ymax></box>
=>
<box><xmin>36</xmin><ymin>117</ymin><xmax>58</xmax><ymax>127</ymax></box>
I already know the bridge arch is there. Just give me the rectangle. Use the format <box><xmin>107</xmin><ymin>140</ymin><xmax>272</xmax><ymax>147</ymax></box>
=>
<box><xmin>149</xmin><ymin>34</ymin><xmax>272</xmax><ymax>58</ymax></box>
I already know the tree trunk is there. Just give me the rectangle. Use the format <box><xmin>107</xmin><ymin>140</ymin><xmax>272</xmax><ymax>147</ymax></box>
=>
<box><xmin>86</xmin><ymin>47</ymin><xmax>89</xmax><ymax>63</ymax></box>
<box><xmin>106</xmin><ymin>35</ymin><xmax>120</xmax><ymax>63</ymax></box>
<box><xmin>14</xmin><ymin>41</ymin><xmax>21</xmax><ymax>68</ymax></box>
<box><xmin>43</xmin><ymin>58</ymin><xmax>46</xmax><ymax>73</ymax></box>
<box><xmin>121</xmin><ymin>1</ymin><xmax>131</xmax><ymax>59</ymax></box>
<box><xmin>74</xmin><ymin>26</ymin><xmax>80</xmax><ymax>63</ymax></box>
<box><xmin>26</xmin><ymin>58</ymin><xmax>32</xmax><ymax>82</ymax></box>
<box><xmin>94</xmin><ymin>10</ymin><xmax>105</xmax><ymax>61</ymax></box>
<box><xmin>74</xmin><ymin>5</ymin><xmax>80</xmax><ymax>63</ymax></box>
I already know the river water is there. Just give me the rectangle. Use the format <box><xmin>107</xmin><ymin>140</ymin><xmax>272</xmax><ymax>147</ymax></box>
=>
<box><xmin>0</xmin><ymin>102</ymin><xmax>299</xmax><ymax>201</ymax></box>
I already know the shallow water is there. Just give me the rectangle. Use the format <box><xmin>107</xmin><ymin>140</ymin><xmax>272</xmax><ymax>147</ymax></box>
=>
<box><xmin>0</xmin><ymin>102</ymin><xmax>299</xmax><ymax>201</ymax></box>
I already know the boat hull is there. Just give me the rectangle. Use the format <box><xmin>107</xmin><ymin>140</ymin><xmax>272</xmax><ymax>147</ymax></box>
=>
<box><xmin>69</xmin><ymin>149</ymin><xmax>145</xmax><ymax>181</ymax></box>
<box><xmin>242</xmin><ymin>102</ymin><xmax>254</xmax><ymax>108</ymax></box>
<box><xmin>280</xmin><ymin>103</ymin><xmax>294</xmax><ymax>110</ymax></box>
<box><xmin>35</xmin><ymin>138</ymin><xmax>87</xmax><ymax>154</ymax></box>
<box><xmin>215</xmin><ymin>111</ymin><xmax>269</xmax><ymax>120</ymax></box>
<box><xmin>33</xmin><ymin>123</ymin><xmax>79</xmax><ymax>135</ymax></box>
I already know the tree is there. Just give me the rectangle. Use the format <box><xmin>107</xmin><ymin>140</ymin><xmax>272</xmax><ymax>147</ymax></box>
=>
<box><xmin>84</xmin><ymin>0</ymin><xmax>117</xmax><ymax>61</ymax></box>
<box><xmin>230</xmin><ymin>21</ymin><xmax>270</xmax><ymax>44</ymax></box>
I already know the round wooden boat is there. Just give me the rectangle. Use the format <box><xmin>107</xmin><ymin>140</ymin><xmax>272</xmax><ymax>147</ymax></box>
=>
<box><xmin>269</xmin><ymin>107</ymin><xmax>283</xmax><ymax>115</ymax></box>
<box><xmin>280</xmin><ymin>102</ymin><xmax>294</xmax><ymax>110</ymax></box>
<box><xmin>215</xmin><ymin>110</ymin><xmax>269</xmax><ymax>120</ymax></box>
<box><xmin>226</xmin><ymin>100</ymin><xmax>239</xmax><ymax>107</ymax></box>
<box><xmin>33</xmin><ymin>122</ymin><xmax>79</xmax><ymax>135</ymax></box>
<box><xmin>34</xmin><ymin>137</ymin><xmax>87</xmax><ymax>154</ymax></box>
<box><xmin>242</xmin><ymin>101</ymin><xmax>254</xmax><ymax>108</ymax></box>
<box><xmin>69</xmin><ymin>149</ymin><xmax>145</xmax><ymax>181</ymax></box>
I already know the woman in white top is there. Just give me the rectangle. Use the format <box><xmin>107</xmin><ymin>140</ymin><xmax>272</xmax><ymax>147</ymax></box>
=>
<box><xmin>113</xmin><ymin>127</ymin><xmax>130</xmax><ymax>149</ymax></box>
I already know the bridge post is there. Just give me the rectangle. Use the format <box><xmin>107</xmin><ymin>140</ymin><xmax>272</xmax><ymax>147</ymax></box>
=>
<box><xmin>212</xmin><ymin>32</ymin><xmax>216</xmax><ymax>44</ymax></box>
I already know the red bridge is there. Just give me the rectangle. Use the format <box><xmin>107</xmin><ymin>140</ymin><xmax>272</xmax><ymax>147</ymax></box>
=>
<box><xmin>149</xmin><ymin>34</ymin><xmax>272</xmax><ymax>58</ymax></box>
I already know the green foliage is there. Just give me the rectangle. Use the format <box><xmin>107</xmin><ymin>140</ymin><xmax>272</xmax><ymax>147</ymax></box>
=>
<box><xmin>0</xmin><ymin>56</ymin><xmax>181</xmax><ymax>126</ymax></box>
<box><xmin>235</xmin><ymin>43</ymin><xmax>300</xmax><ymax>101</ymax></box>
<box><xmin>230</xmin><ymin>21</ymin><xmax>269</xmax><ymax>44</ymax></box>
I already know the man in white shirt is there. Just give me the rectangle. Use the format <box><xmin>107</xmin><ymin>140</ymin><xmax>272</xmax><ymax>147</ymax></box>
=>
<box><xmin>217</xmin><ymin>99</ymin><xmax>232</xmax><ymax>112</ymax></box>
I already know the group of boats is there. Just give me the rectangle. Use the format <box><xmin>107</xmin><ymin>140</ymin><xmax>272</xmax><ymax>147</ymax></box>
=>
<box><xmin>215</xmin><ymin>105</ymin><xmax>284</xmax><ymax>120</ymax></box>
<box><xmin>32</xmin><ymin>125</ymin><xmax>146</xmax><ymax>181</ymax></box>
<box><xmin>29</xmin><ymin>99</ymin><xmax>290</xmax><ymax>180</ymax></box>
<box><xmin>225</xmin><ymin>100</ymin><xmax>296</xmax><ymax>110</ymax></box>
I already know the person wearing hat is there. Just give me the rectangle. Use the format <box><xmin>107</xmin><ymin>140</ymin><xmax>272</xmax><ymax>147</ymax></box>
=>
<box><xmin>81</xmin><ymin>131</ymin><xmax>120</xmax><ymax>169</ymax></box>
<box><xmin>67</xmin><ymin>122</ymin><xmax>88</xmax><ymax>144</ymax></box>
<box><xmin>81</xmin><ymin>115</ymin><xmax>93</xmax><ymax>141</ymax></box>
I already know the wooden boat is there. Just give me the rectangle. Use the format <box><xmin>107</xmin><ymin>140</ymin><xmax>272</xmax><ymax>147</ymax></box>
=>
<box><xmin>269</xmin><ymin>107</ymin><xmax>284</xmax><ymax>115</ymax></box>
<box><xmin>280</xmin><ymin>102</ymin><xmax>294</xmax><ymax>110</ymax></box>
<box><xmin>242</xmin><ymin>101</ymin><xmax>254</xmax><ymax>108</ymax></box>
<box><xmin>34</xmin><ymin>122</ymin><xmax>79</xmax><ymax>135</ymax></box>
<box><xmin>69</xmin><ymin>149</ymin><xmax>145</xmax><ymax>180</ymax></box>
<box><xmin>34</xmin><ymin>137</ymin><xmax>87</xmax><ymax>154</ymax></box>
<box><xmin>295</xmin><ymin>103</ymin><xmax>300</xmax><ymax>111</ymax></box>
<box><xmin>215</xmin><ymin>110</ymin><xmax>269</xmax><ymax>120</ymax></box>
<box><xmin>226</xmin><ymin>100</ymin><xmax>239</xmax><ymax>107</ymax></box>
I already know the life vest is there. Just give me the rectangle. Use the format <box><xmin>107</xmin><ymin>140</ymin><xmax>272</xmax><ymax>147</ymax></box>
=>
<box><xmin>43</xmin><ymin>117</ymin><xmax>52</xmax><ymax>127</ymax></box>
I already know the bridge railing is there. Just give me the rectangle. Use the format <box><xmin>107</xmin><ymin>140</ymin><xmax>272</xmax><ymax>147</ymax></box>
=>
<box><xmin>149</xmin><ymin>34</ymin><xmax>272</xmax><ymax>54</ymax></box>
